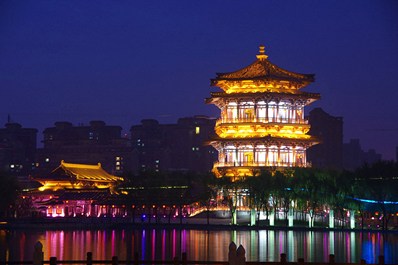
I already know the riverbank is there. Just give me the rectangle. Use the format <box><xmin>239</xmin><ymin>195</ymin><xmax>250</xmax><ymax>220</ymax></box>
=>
<box><xmin>1</xmin><ymin>216</ymin><xmax>397</xmax><ymax>233</ymax></box>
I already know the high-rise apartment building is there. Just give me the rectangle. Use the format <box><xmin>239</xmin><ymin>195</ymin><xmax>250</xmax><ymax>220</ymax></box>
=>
<box><xmin>36</xmin><ymin>121</ymin><xmax>132</xmax><ymax>175</ymax></box>
<box><xmin>0</xmin><ymin>122</ymin><xmax>37</xmax><ymax>176</ymax></box>
<box><xmin>130</xmin><ymin>116</ymin><xmax>217</xmax><ymax>173</ymax></box>
<box><xmin>307</xmin><ymin>108</ymin><xmax>343</xmax><ymax>170</ymax></box>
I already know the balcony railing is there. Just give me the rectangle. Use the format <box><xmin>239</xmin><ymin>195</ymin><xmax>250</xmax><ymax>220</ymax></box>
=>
<box><xmin>215</xmin><ymin>117</ymin><xmax>308</xmax><ymax>126</ymax></box>
<box><xmin>214</xmin><ymin>161</ymin><xmax>311</xmax><ymax>168</ymax></box>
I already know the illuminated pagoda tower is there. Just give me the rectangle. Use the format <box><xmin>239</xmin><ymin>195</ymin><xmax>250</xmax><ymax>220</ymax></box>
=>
<box><xmin>207</xmin><ymin>45</ymin><xmax>320</xmax><ymax>180</ymax></box>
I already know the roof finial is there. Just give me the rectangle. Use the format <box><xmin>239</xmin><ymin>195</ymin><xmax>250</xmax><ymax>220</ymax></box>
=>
<box><xmin>256</xmin><ymin>44</ymin><xmax>268</xmax><ymax>60</ymax></box>
<box><xmin>259</xmin><ymin>45</ymin><xmax>265</xmax><ymax>54</ymax></box>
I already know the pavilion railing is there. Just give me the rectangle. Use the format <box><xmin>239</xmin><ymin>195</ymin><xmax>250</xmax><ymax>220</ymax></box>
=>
<box><xmin>215</xmin><ymin>117</ymin><xmax>309</xmax><ymax>126</ymax></box>
<box><xmin>213</xmin><ymin>161</ymin><xmax>311</xmax><ymax>168</ymax></box>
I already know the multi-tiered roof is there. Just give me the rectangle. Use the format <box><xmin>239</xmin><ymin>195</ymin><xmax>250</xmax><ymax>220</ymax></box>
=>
<box><xmin>207</xmin><ymin>45</ymin><xmax>320</xmax><ymax>179</ymax></box>
<box><xmin>36</xmin><ymin>160</ymin><xmax>124</xmax><ymax>190</ymax></box>
<box><xmin>208</xmin><ymin>45</ymin><xmax>319</xmax><ymax>106</ymax></box>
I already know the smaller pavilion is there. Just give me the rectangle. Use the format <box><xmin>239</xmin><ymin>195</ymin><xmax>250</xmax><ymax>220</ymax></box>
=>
<box><xmin>35</xmin><ymin>160</ymin><xmax>124</xmax><ymax>191</ymax></box>
<box><xmin>27</xmin><ymin>161</ymin><xmax>126</xmax><ymax>218</ymax></box>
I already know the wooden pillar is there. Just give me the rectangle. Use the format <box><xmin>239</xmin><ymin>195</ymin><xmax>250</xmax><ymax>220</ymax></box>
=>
<box><xmin>253</xmin><ymin>103</ymin><xmax>257</xmax><ymax>122</ymax></box>
<box><xmin>292</xmin><ymin>147</ymin><xmax>297</xmax><ymax>167</ymax></box>
<box><xmin>276</xmin><ymin>103</ymin><xmax>280</xmax><ymax>122</ymax></box>
<box><xmin>277</xmin><ymin>145</ymin><xmax>281</xmax><ymax>166</ymax></box>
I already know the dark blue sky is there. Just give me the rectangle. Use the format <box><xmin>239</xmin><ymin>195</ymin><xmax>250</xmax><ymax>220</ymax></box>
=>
<box><xmin>0</xmin><ymin>1</ymin><xmax>397</xmax><ymax>160</ymax></box>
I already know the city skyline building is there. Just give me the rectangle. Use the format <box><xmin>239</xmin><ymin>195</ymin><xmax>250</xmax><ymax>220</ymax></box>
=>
<box><xmin>206</xmin><ymin>45</ymin><xmax>320</xmax><ymax>180</ymax></box>
<box><xmin>343</xmin><ymin>139</ymin><xmax>382</xmax><ymax>171</ymax></box>
<box><xmin>130</xmin><ymin>116</ymin><xmax>217</xmax><ymax>174</ymax></box>
<box><xmin>0</xmin><ymin>122</ymin><xmax>37</xmax><ymax>176</ymax></box>
<box><xmin>35</xmin><ymin>120</ymin><xmax>132</xmax><ymax>175</ymax></box>
<box><xmin>307</xmin><ymin>108</ymin><xmax>343</xmax><ymax>170</ymax></box>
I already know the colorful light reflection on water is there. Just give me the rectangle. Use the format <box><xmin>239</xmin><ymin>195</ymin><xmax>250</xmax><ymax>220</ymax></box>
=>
<box><xmin>0</xmin><ymin>229</ymin><xmax>397</xmax><ymax>264</ymax></box>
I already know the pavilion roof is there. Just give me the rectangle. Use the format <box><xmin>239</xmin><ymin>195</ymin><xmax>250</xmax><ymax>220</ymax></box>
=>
<box><xmin>211</xmin><ymin>45</ymin><xmax>314</xmax><ymax>85</ymax></box>
<box><xmin>44</xmin><ymin>160</ymin><xmax>123</xmax><ymax>183</ymax></box>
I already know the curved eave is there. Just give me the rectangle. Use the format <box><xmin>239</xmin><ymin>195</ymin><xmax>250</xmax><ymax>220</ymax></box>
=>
<box><xmin>212</xmin><ymin>58</ymin><xmax>315</xmax><ymax>85</ymax></box>
<box><xmin>211</xmin><ymin>76</ymin><xmax>314</xmax><ymax>87</ymax></box>
<box><xmin>207</xmin><ymin>91</ymin><xmax>320</xmax><ymax>101</ymax></box>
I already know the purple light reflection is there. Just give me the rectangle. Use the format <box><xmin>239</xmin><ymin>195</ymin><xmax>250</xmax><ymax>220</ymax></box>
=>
<box><xmin>151</xmin><ymin>229</ymin><xmax>156</xmax><ymax>261</ymax></box>
<box><xmin>141</xmin><ymin>230</ymin><xmax>146</xmax><ymax>260</ymax></box>
<box><xmin>1</xmin><ymin>229</ymin><xmax>398</xmax><ymax>263</ymax></box>
<box><xmin>161</xmin><ymin>230</ymin><xmax>166</xmax><ymax>261</ymax></box>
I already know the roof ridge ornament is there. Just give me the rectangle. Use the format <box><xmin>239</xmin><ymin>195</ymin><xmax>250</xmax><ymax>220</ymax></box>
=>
<box><xmin>256</xmin><ymin>44</ymin><xmax>268</xmax><ymax>60</ymax></box>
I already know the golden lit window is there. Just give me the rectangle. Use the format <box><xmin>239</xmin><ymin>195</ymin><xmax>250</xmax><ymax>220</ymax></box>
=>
<box><xmin>195</xmin><ymin>126</ymin><xmax>200</xmax><ymax>134</ymax></box>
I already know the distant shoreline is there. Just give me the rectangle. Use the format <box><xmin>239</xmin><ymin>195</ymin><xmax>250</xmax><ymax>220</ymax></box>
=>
<box><xmin>1</xmin><ymin>217</ymin><xmax>397</xmax><ymax>233</ymax></box>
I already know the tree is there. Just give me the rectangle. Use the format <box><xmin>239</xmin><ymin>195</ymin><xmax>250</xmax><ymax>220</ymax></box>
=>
<box><xmin>246</xmin><ymin>170</ymin><xmax>273</xmax><ymax>225</ymax></box>
<box><xmin>329</xmin><ymin>170</ymin><xmax>357</xmax><ymax>229</ymax></box>
<box><xmin>270</xmin><ymin>170</ymin><xmax>293</xmax><ymax>224</ymax></box>
<box><xmin>214</xmin><ymin>177</ymin><xmax>244</xmax><ymax>225</ymax></box>
<box><xmin>192</xmin><ymin>172</ymin><xmax>217</xmax><ymax>225</ymax></box>
<box><xmin>0</xmin><ymin>171</ymin><xmax>19</xmax><ymax>218</ymax></box>
<box><xmin>354</xmin><ymin>161</ymin><xmax>398</xmax><ymax>230</ymax></box>
<box><xmin>293</xmin><ymin>168</ymin><xmax>331</xmax><ymax>227</ymax></box>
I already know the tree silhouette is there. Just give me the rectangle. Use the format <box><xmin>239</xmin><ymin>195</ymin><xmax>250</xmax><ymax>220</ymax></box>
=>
<box><xmin>0</xmin><ymin>171</ymin><xmax>19</xmax><ymax>218</ymax></box>
<box><xmin>354</xmin><ymin>161</ymin><xmax>398</xmax><ymax>230</ymax></box>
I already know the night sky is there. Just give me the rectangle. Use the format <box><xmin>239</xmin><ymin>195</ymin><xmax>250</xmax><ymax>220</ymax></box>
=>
<box><xmin>0</xmin><ymin>1</ymin><xmax>397</xmax><ymax>160</ymax></box>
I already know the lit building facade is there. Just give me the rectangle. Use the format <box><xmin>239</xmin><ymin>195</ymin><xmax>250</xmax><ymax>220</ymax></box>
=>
<box><xmin>207</xmin><ymin>45</ymin><xmax>320</xmax><ymax>180</ymax></box>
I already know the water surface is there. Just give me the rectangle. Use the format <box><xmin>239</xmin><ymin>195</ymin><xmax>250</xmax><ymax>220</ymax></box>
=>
<box><xmin>1</xmin><ymin>229</ymin><xmax>397</xmax><ymax>264</ymax></box>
